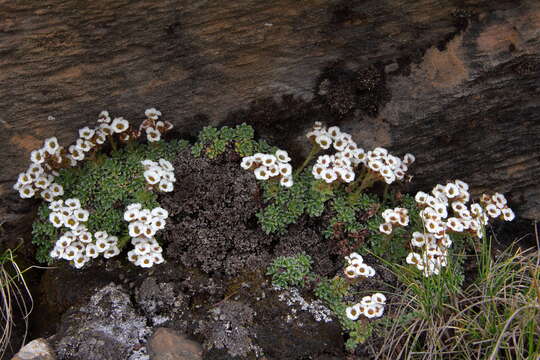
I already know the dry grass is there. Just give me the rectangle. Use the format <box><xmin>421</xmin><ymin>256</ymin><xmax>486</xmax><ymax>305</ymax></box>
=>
<box><xmin>0</xmin><ymin>246</ymin><xmax>36</xmax><ymax>358</ymax></box>
<box><xmin>373</xmin><ymin>223</ymin><xmax>540</xmax><ymax>360</ymax></box>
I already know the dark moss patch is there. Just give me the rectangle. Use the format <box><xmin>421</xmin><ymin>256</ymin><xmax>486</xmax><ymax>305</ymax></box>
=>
<box><xmin>315</xmin><ymin>60</ymin><xmax>390</xmax><ymax>118</ymax></box>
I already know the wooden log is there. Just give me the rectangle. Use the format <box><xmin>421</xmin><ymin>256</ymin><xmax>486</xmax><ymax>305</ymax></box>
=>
<box><xmin>0</xmin><ymin>0</ymin><xmax>538</xmax><ymax>220</ymax></box>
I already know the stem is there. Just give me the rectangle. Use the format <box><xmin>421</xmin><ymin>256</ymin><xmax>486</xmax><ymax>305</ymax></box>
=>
<box><xmin>382</xmin><ymin>183</ymin><xmax>390</xmax><ymax>204</ymax></box>
<box><xmin>109</xmin><ymin>135</ymin><xmax>117</xmax><ymax>152</ymax></box>
<box><xmin>348</xmin><ymin>172</ymin><xmax>376</xmax><ymax>202</ymax></box>
<box><xmin>295</xmin><ymin>144</ymin><xmax>321</xmax><ymax>176</ymax></box>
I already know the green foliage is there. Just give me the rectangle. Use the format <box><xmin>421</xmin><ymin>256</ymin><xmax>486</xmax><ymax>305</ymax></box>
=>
<box><xmin>257</xmin><ymin>171</ymin><xmax>333</xmax><ymax>234</ymax></box>
<box><xmin>266</xmin><ymin>253</ymin><xmax>313</xmax><ymax>288</ymax></box>
<box><xmin>363</xmin><ymin>194</ymin><xmax>420</xmax><ymax>264</ymax></box>
<box><xmin>191</xmin><ymin>123</ymin><xmax>273</xmax><ymax>159</ymax></box>
<box><xmin>314</xmin><ymin>276</ymin><xmax>373</xmax><ymax>351</ymax></box>
<box><xmin>323</xmin><ymin>191</ymin><xmax>378</xmax><ymax>239</ymax></box>
<box><xmin>31</xmin><ymin>140</ymin><xmax>188</xmax><ymax>263</ymax></box>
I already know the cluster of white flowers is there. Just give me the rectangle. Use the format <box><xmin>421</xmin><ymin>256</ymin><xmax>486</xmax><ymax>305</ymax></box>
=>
<box><xmin>378</xmin><ymin>207</ymin><xmax>410</xmax><ymax>235</ymax></box>
<box><xmin>362</xmin><ymin>147</ymin><xmax>415</xmax><ymax>185</ymax></box>
<box><xmin>47</xmin><ymin>198</ymin><xmax>120</xmax><ymax>268</ymax></box>
<box><xmin>47</xmin><ymin>198</ymin><xmax>88</xmax><ymax>230</ymax></box>
<box><xmin>139</xmin><ymin>108</ymin><xmax>173</xmax><ymax>142</ymax></box>
<box><xmin>50</xmin><ymin>230</ymin><xmax>120</xmax><ymax>269</ymax></box>
<box><xmin>480</xmin><ymin>193</ymin><xmax>515</xmax><ymax>221</ymax></box>
<box><xmin>343</xmin><ymin>252</ymin><xmax>375</xmax><ymax>279</ymax></box>
<box><xmin>240</xmin><ymin>150</ymin><xmax>294</xmax><ymax>188</ymax></box>
<box><xmin>306</xmin><ymin>123</ymin><xmax>414</xmax><ymax>185</ymax></box>
<box><xmin>406</xmin><ymin>180</ymin><xmax>515</xmax><ymax>277</ymax></box>
<box><xmin>124</xmin><ymin>204</ymin><xmax>167</xmax><ymax>268</ymax></box>
<box><xmin>92</xmin><ymin>110</ymin><xmax>132</xmax><ymax>144</ymax></box>
<box><xmin>141</xmin><ymin>159</ymin><xmax>176</xmax><ymax>192</ymax></box>
<box><xmin>346</xmin><ymin>292</ymin><xmax>386</xmax><ymax>320</ymax></box>
<box><xmin>13</xmin><ymin>137</ymin><xmax>65</xmax><ymax>201</ymax></box>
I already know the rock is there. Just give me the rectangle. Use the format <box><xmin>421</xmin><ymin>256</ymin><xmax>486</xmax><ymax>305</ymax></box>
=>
<box><xmin>135</xmin><ymin>277</ymin><xmax>187</xmax><ymax>326</ymax></box>
<box><xmin>11</xmin><ymin>338</ymin><xmax>56</xmax><ymax>360</ymax></box>
<box><xmin>53</xmin><ymin>283</ymin><xmax>151</xmax><ymax>360</ymax></box>
<box><xmin>148</xmin><ymin>328</ymin><xmax>203</xmax><ymax>360</ymax></box>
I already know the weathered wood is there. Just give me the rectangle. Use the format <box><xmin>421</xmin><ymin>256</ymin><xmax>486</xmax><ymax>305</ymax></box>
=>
<box><xmin>0</xmin><ymin>0</ymin><xmax>539</xmax><ymax>219</ymax></box>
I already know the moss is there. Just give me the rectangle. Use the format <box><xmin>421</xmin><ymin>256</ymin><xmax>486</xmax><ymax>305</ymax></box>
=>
<box><xmin>266</xmin><ymin>253</ymin><xmax>313</xmax><ymax>288</ymax></box>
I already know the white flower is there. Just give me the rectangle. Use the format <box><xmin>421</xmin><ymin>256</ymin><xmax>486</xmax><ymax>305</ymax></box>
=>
<box><xmin>79</xmin><ymin>127</ymin><xmax>95</xmax><ymax>140</ymax></box>
<box><xmin>315</xmin><ymin>134</ymin><xmax>332</xmax><ymax>149</ymax></box>
<box><xmin>406</xmin><ymin>253</ymin><xmax>423</xmax><ymax>268</ymax></box>
<box><xmin>158</xmin><ymin>180</ymin><xmax>174</xmax><ymax>192</ymax></box>
<box><xmin>446</xmin><ymin>217</ymin><xmax>464</xmax><ymax>232</ymax></box>
<box><xmin>111</xmin><ymin>117</ymin><xmax>129</xmax><ymax>133</ymax></box>
<box><xmin>134</xmin><ymin>242</ymin><xmax>151</xmax><ymax>255</ymax></box>
<box><xmin>144</xmin><ymin>169</ymin><xmax>161</xmax><ymax>184</ymax></box>
<box><xmin>275</xmin><ymin>150</ymin><xmax>291</xmax><ymax>163</ymax></box>
<box><xmin>62</xmin><ymin>246</ymin><xmax>78</xmax><ymax>260</ymax></box>
<box><xmin>379</xmin><ymin>222</ymin><xmax>393</xmax><ymax>235</ymax></box>
<box><xmin>138</xmin><ymin>254</ymin><xmax>154</xmax><ymax>268</ymax></box>
<box><xmin>50</xmin><ymin>247</ymin><xmax>63</xmax><ymax>259</ymax></box>
<box><xmin>146</xmin><ymin>127</ymin><xmax>161</xmax><ymax>142</ymax></box>
<box><xmin>124</xmin><ymin>208</ymin><xmax>139</xmax><ymax>222</ymax></box>
<box><xmin>135</xmin><ymin>209</ymin><xmax>150</xmax><ymax>224</ymax></box>
<box><xmin>278</xmin><ymin>163</ymin><xmax>292</xmax><ymax>177</ymax></box>
<box><xmin>79</xmin><ymin>231</ymin><xmax>93</xmax><ymax>243</ymax></box>
<box><xmin>94</xmin><ymin>231</ymin><xmax>108</xmax><ymax>241</ymax></box>
<box><xmin>267</xmin><ymin>165</ymin><xmax>279</xmax><ymax>177</ymax></box>
<box><xmin>152</xmin><ymin>253</ymin><xmax>165</xmax><ymax>264</ymax></box>
<box><xmin>73</xmin><ymin>209</ymin><xmax>89</xmax><ymax>222</ymax></box>
<box><xmin>151</xmin><ymin>207</ymin><xmax>169</xmax><ymax>219</ymax></box>
<box><xmin>143</xmin><ymin>226</ymin><xmax>156</xmax><ymax>237</ymax></box>
<box><xmin>95</xmin><ymin>238</ymin><xmax>110</xmax><ymax>253</ymax></box>
<box><xmin>501</xmin><ymin>207</ymin><xmax>515</xmax><ymax>221</ymax></box>
<box><xmin>254</xmin><ymin>166</ymin><xmax>270</xmax><ymax>180</ymax></box>
<box><xmin>372</xmin><ymin>293</ymin><xmax>386</xmax><ymax>304</ymax></box>
<box><xmin>158</xmin><ymin>158</ymin><xmax>174</xmax><ymax>172</ymax></box>
<box><xmin>49</xmin><ymin>212</ymin><xmax>64</xmax><ymax>228</ymax></box>
<box><xmin>44</xmin><ymin>137</ymin><xmax>60</xmax><ymax>154</ymax></box>
<box><xmin>241</xmin><ymin>156</ymin><xmax>254</xmax><ymax>170</ymax></box>
<box><xmin>321</xmin><ymin>168</ymin><xmax>337</xmax><ymax>183</ymax></box>
<box><xmin>129</xmin><ymin>222</ymin><xmax>144</xmax><ymax>237</ymax></box>
<box><xmin>312</xmin><ymin>164</ymin><xmax>325</xmax><ymax>179</ymax></box>
<box><xmin>344</xmin><ymin>265</ymin><xmax>358</xmax><ymax>279</ymax></box>
<box><xmin>19</xmin><ymin>185</ymin><xmax>35</xmax><ymax>199</ymax></box>
<box><xmin>280</xmin><ymin>176</ymin><xmax>294</xmax><ymax>188</ymax></box>
<box><xmin>486</xmin><ymin>204</ymin><xmax>501</xmax><ymax>218</ymax></box>
<box><xmin>127</xmin><ymin>203</ymin><xmax>142</xmax><ymax>211</ymax></box>
<box><xmin>69</xmin><ymin>145</ymin><xmax>85</xmax><ymax>161</ymax></box>
<box><xmin>30</xmin><ymin>149</ymin><xmax>45</xmax><ymax>164</ymax></box>
<box><xmin>73</xmin><ymin>254</ymin><xmax>88</xmax><ymax>269</ymax></box>
<box><xmin>65</xmin><ymin>198</ymin><xmax>81</xmax><ymax>209</ymax></box>
<box><xmin>346</xmin><ymin>304</ymin><xmax>361</xmax><ymax>321</ymax></box>
<box><xmin>411</xmin><ymin>232</ymin><xmax>426</xmax><ymax>247</ymax></box>
<box><xmin>444</xmin><ymin>183</ymin><xmax>460</xmax><ymax>198</ymax></box>
<box><xmin>127</xmin><ymin>250</ymin><xmax>139</xmax><ymax>263</ymax></box>
<box><xmin>85</xmin><ymin>244</ymin><xmax>99</xmax><ymax>258</ymax></box>
<box><xmin>403</xmin><ymin>153</ymin><xmax>415</xmax><ymax>166</ymax></box>
<box><xmin>41</xmin><ymin>189</ymin><xmax>54</xmax><ymax>202</ymax></box>
<box><xmin>262</xmin><ymin>155</ymin><xmax>277</xmax><ymax>167</ymax></box>
<box><xmin>106</xmin><ymin>235</ymin><xmax>118</xmax><ymax>245</ymax></box>
<box><xmin>346</xmin><ymin>252</ymin><xmax>363</xmax><ymax>264</ymax></box>
<box><xmin>34</xmin><ymin>175</ymin><xmax>50</xmax><ymax>189</ymax></box>
<box><xmin>64</xmin><ymin>216</ymin><xmax>79</xmax><ymax>229</ymax></box>
<box><xmin>145</xmin><ymin>108</ymin><xmax>162</xmax><ymax>120</ymax></box>
<box><xmin>103</xmin><ymin>246</ymin><xmax>120</xmax><ymax>259</ymax></box>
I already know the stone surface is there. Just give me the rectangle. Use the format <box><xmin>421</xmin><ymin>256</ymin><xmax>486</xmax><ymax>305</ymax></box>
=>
<box><xmin>53</xmin><ymin>283</ymin><xmax>151</xmax><ymax>360</ymax></box>
<box><xmin>11</xmin><ymin>338</ymin><xmax>56</xmax><ymax>360</ymax></box>
<box><xmin>0</xmin><ymin>0</ymin><xmax>539</xmax><ymax>221</ymax></box>
<box><xmin>148</xmin><ymin>328</ymin><xmax>203</xmax><ymax>360</ymax></box>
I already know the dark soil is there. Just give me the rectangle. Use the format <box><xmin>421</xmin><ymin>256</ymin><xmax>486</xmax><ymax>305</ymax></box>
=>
<box><xmin>160</xmin><ymin>148</ymin><xmax>343</xmax><ymax>278</ymax></box>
